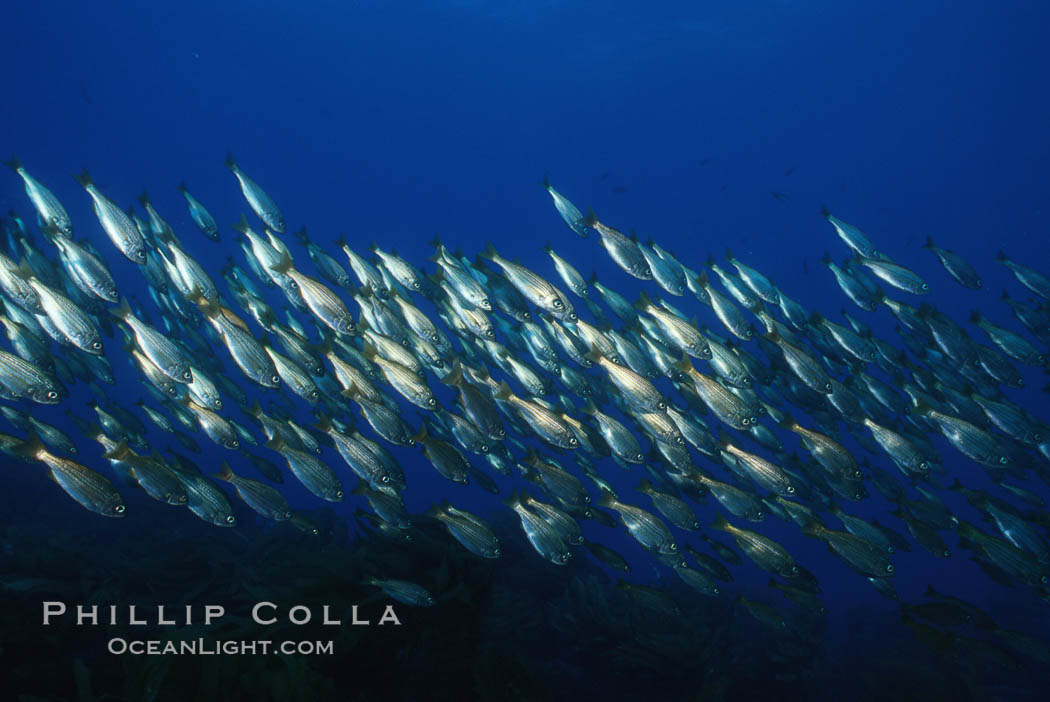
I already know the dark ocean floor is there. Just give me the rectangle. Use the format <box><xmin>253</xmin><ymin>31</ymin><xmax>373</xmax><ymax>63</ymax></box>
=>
<box><xmin>0</xmin><ymin>503</ymin><xmax>1046</xmax><ymax>702</ymax></box>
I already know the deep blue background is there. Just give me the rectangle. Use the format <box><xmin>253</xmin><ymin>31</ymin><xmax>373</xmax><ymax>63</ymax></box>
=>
<box><xmin>3</xmin><ymin>0</ymin><xmax>1050</xmax><ymax>673</ymax></box>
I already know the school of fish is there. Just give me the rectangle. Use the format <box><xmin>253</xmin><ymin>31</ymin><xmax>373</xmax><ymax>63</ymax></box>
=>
<box><xmin>2</xmin><ymin>154</ymin><xmax>1050</xmax><ymax>650</ymax></box>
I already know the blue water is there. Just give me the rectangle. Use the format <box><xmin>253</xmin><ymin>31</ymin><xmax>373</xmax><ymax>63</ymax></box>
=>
<box><xmin>3</xmin><ymin>1</ymin><xmax>1050</xmax><ymax>699</ymax></box>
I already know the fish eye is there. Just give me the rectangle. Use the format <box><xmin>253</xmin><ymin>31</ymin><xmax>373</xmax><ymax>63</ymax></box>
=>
<box><xmin>886</xmin><ymin>564</ymin><xmax>895</xmax><ymax>573</ymax></box>
<box><xmin>481</xmin><ymin>298</ymin><xmax>490</xmax><ymax>308</ymax></box>
<box><xmin>182</xmin><ymin>371</ymin><xmax>192</xmax><ymax>381</ymax></box>
<box><xmin>756</xmin><ymin>511</ymin><xmax>765</xmax><ymax>519</ymax></box>
<box><xmin>999</xmin><ymin>456</ymin><xmax>1008</xmax><ymax>465</ymax></box>
<box><xmin>744</xmin><ymin>329</ymin><xmax>753</xmax><ymax>338</ymax></box>
<box><xmin>114</xmin><ymin>504</ymin><xmax>126</xmax><ymax>514</ymax></box>
<box><xmin>1042</xmin><ymin>575</ymin><xmax>1049</xmax><ymax>584</ymax></box>
<box><xmin>669</xmin><ymin>543</ymin><xmax>678</xmax><ymax>551</ymax></box>
<box><xmin>921</xmin><ymin>283</ymin><xmax>929</xmax><ymax>291</ymax></box>
<box><xmin>743</xmin><ymin>378</ymin><xmax>752</xmax><ymax>387</ymax></box>
<box><xmin>552</xmin><ymin>299</ymin><xmax>563</xmax><ymax>309</ymax></box>
<box><xmin>498</xmin><ymin>428</ymin><xmax>506</xmax><ymax>437</ymax></box>
<box><xmin>854</xmin><ymin>470</ymin><xmax>863</xmax><ymax>479</ymax></box>
<box><xmin>427</xmin><ymin>397</ymin><xmax>436</xmax><ymax>406</ymax></box>
<box><xmin>657</xmin><ymin>401</ymin><xmax>666</xmax><ymax>410</ymax></box>
<box><xmin>289</xmin><ymin>281</ymin><xmax>299</xmax><ymax>290</ymax></box>
<box><xmin>412</xmin><ymin>281</ymin><xmax>421</xmax><ymax>290</ymax></box>
<box><xmin>919</xmin><ymin>461</ymin><xmax>929</xmax><ymax>472</ymax></box>
<box><xmin>675</xmin><ymin>435</ymin><xmax>685</xmax><ymax>445</ymax></box>
<box><xmin>46</xmin><ymin>390</ymin><xmax>58</xmax><ymax>399</ymax></box>
<box><xmin>91</xmin><ymin>340</ymin><xmax>102</xmax><ymax>350</ymax></box>
<box><xmin>824</xmin><ymin>382</ymin><xmax>832</xmax><ymax>391</ymax></box>
<box><xmin>271</xmin><ymin>374</ymin><xmax>281</xmax><ymax>384</ymax></box>
<box><xmin>1035</xmin><ymin>433</ymin><xmax>1043</xmax><ymax>442</ymax></box>
<box><xmin>334</xmin><ymin>490</ymin><xmax>344</xmax><ymax>500</ymax></box>
<box><xmin>787</xmin><ymin>486</ymin><xmax>796</xmax><ymax>494</ymax></box>
<box><xmin>225</xmin><ymin>515</ymin><xmax>236</xmax><ymax>524</ymax></box>
<box><xmin>493</xmin><ymin>547</ymin><xmax>501</xmax><ymax>556</ymax></box>
<box><xmin>568</xmin><ymin>312</ymin><xmax>578</xmax><ymax>321</ymax></box>
<box><xmin>485</xmin><ymin>330</ymin><xmax>494</xmax><ymax>338</ymax></box>
<box><xmin>167</xmin><ymin>386</ymin><xmax>177</xmax><ymax>396</ymax></box>
<box><xmin>569</xmin><ymin>437</ymin><xmax>578</xmax><ymax>446</ymax></box>
<box><xmin>481</xmin><ymin>444</ymin><xmax>490</xmax><ymax>452</ymax></box>
<box><xmin>742</xmin><ymin>418</ymin><xmax>750</xmax><ymax>426</ymax></box>
<box><xmin>310</xmin><ymin>390</ymin><xmax>319</xmax><ymax>400</ymax></box>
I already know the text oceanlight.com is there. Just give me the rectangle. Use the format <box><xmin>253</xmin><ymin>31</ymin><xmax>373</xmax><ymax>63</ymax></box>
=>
<box><xmin>107</xmin><ymin>638</ymin><xmax>335</xmax><ymax>655</ymax></box>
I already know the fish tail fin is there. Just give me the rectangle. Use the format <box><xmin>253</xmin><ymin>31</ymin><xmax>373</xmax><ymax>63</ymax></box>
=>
<box><xmin>479</xmin><ymin>243</ymin><xmax>498</xmax><ymax>261</ymax></box>
<box><xmin>581</xmin><ymin>399</ymin><xmax>598</xmax><ymax>416</ymax></box>
<box><xmin>263</xmin><ymin>437</ymin><xmax>286</xmax><ymax>453</ymax></box>
<box><xmin>923</xmin><ymin>235</ymin><xmax>935</xmax><ymax>249</ymax></box>
<box><xmin>995</xmin><ymin>250</ymin><xmax>1007</xmax><ymax>263</ymax></box>
<box><xmin>581</xmin><ymin>208</ymin><xmax>599</xmax><ymax>229</ymax></box>
<box><xmin>313</xmin><ymin>414</ymin><xmax>333</xmax><ymax>434</ymax></box>
<box><xmin>439</xmin><ymin>361</ymin><xmax>463</xmax><ymax>387</ymax></box>
<box><xmin>13</xmin><ymin>431</ymin><xmax>46</xmax><ymax>461</ymax></box>
<box><xmin>968</xmin><ymin>309</ymin><xmax>982</xmax><ymax>325</ymax></box>
<box><xmin>72</xmin><ymin>168</ymin><xmax>93</xmax><ymax>188</ymax></box>
<box><xmin>215</xmin><ymin>461</ymin><xmax>235</xmax><ymax>482</ymax></box>
<box><xmin>223</xmin><ymin>152</ymin><xmax>237</xmax><ymax>171</ymax></box>
<box><xmin>494</xmin><ymin>381</ymin><xmax>513</xmax><ymax>402</ymax></box>
<box><xmin>583</xmin><ymin>349</ymin><xmax>603</xmax><ymax>365</ymax></box>
<box><xmin>911</xmin><ymin>399</ymin><xmax>933</xmax><ymax>416</ymax></box>
<box><xmin>136</xmin><ymin>191</ymin><xmax>150</xmax><ymax>208</ymax></box>
<box><xmin>110</xmin><ymin>297</ymin><xmax>133</xmax><ymax>322</ymax></box>
<box><xmin>175</xmin><ymin>181</ymin><xmax>188</xmax><ymax>194</ymax></box>
<box><xmin>672</xmin><ymin>354</ymin><xmax>693</xmax><ymax>374</ymax></box>
<box><xmin>231</xmin><ymin>214</ymin><xmax>250</xmax><ymax>235</ymax></box>
<box><xmin>697</xmin><ymin>270</ymin><xmax>709</xmax><ymax>287</ymax></box>
<box><xmin>633</xmin><ymin>290</ymin><xmax>652</xmax><ymax>312</ymax></box>
<box><xmin>541</xmin><ymin>174</ymin><xmax>551</xmax><ymax>190</ymax></box>
<box><xmin>710</xmin><ymin>514</ymin><xmax>730</xmax><ymax>532</ymax></box>
<box><xmin>294</xmin><ymin>227</ymin><xmax>308</xmax><ymax>245</ymax></box>
<box><xmin>596</xmin><ymin>489</ymin><xmax>615</xmax><ymax>509</ymax></box>
<box><xmin>410</xmin><ymin>423</ymin><xmax>428</xmax><ymax>446</ymax></box>
<box><xmin>800</xmin><ymin>521</ymin><xmax>824</xmax><ymax>538</ymax></box>
<box><xmin>269</xmin><ymin>250</ymin><xmax>294</xmax><ymax>276</ymax></box>
<box><xmin>820</xmin><ymin>204</ymin><xmax>831</xmax><ymax>219</ymax></box>
<box><xmin>2</xmin><ymin>154</ymin><xmax>21</xmax><ymax>172</ymax></box>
